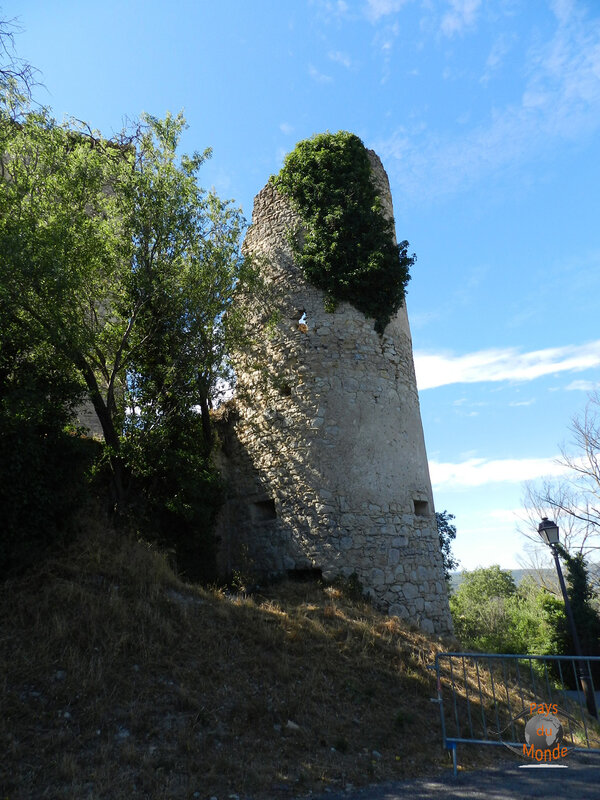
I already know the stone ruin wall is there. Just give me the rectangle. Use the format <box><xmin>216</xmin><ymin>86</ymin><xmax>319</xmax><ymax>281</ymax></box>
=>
<box><xmin>77</xmin><ymin>401</ymin><xmax>105</xmax><ymax>438</ymax></box>
<box><xmin>216</xmin><ymin>151</ymin><xmax>453</xmax><ymax>635</ymax></box>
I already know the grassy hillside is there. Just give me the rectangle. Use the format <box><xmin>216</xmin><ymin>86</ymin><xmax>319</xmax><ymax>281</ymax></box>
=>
<box><xmin>1</xmin><ymin>513</ymin><xmax>512</xmax><ymax>800</ymax></box>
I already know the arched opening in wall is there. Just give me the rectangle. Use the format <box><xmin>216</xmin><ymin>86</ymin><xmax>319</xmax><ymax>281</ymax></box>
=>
<box><xmin>251</xmin><ymin>498</ymin><xmax>277</xmax><ymax>523</ymax></box>
<box><xmin>413</xmin><ymin>499</ymin><xmax>429</xmax><ymax>517</ymax></box>
<box><xmin>287</xmin><ymin>567</ymin><xmax>323</xmax><ymax>583</ymax></box>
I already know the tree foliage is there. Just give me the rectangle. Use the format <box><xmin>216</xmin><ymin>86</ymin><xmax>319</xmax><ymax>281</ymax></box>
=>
<box><xmin>273</xmin><ymin>131</ymin><xmax>414</xmax><ymax>333</ymax></box>
<box><xmin>554</xmin><ymin>544</ymin><xmax>600</xmax><ymax>659</ymax></box>
<box><xmin>436</xmin><ymin>510</ymin><xmax>459</xmax><ymax>580</ymax></box>
<box><xmin>123</xmin><ymin>118</ymin><xmax>252</xmax><ymax>454</ymax></box>
<box><xmin>450</xmin><ymin>565</ymin><xmax>565</xmax><ymax>655</ymax></box>
<box><xmin>0</xmin><ymin>90</ymin><xmax>251</xmax><ymax>577</ymax></box>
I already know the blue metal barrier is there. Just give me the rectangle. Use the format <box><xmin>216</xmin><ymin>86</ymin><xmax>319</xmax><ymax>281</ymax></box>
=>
<box><xmin>430</xmin><ymin>652</ymin><xmax>600</xmax><ymax>775</ymax></box>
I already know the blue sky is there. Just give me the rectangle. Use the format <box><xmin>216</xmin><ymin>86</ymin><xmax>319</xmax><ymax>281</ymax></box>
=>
<box><xmin>4</xmin><ymin>0</ymin><xmax>600</xmax><ymax>570</ymax></box>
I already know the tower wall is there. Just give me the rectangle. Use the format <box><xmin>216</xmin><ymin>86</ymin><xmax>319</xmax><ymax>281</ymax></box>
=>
<box><xmin>216</xmin><ymin>151</ymin><xmax>452</xmax><ymax>635</ymax></box>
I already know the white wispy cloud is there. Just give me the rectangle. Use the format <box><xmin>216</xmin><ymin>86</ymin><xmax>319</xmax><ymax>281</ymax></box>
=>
<box><xmin>565</xmin><ymin>379</ymin><xmax>600</xmax><ymax>391</ymax></box>
<box><xmin>414</xmin><ymin>340</ymin><xmax>600</xmax><ymax>390</ymax></box>
<box><xmin>364</xmin><ymin>0</ymin><xmax>409</xmax><ymax>23</ymax></box>
<box><xmin>480</xmin><ymin>33</ymin><xmax>514</xmax><ymax>84</ymax></box>
<box><xmin>328</xmin><ymin>50</ymin><xmax>353</xmax><ymax>68</ymax></box>
<box><xmin>441</xmin><ymin>0</ymin><xmax>481</xmax><ymax>38</ymax></box>
<box><xmin>376</xmin><ymin>2</ymin><xmax>600</xmax><ymax>203</ymax></box>
<box><xmin>488</xmin><ymin>508</ymin><xmax>524</xmax><ymax>523</ymax></box>
<box><xmin>308</xmin><ymin>64</ymin><xmax>334</xmax><ymax>83</ymax></box>
<box><xmin>314</xmin><ymin>0</ymin><xmax>349</xmax><ymax>21</ymax></box>
<box><xmin>279</xmin><ymin>122</ymin><xmax>294</xmax><ymax>135</ymax></box>
<box><xmin>409</xmin><ymin>309</ymin><xmax>439</xmax><ymax>329</ymax></box>
<box><xmin>429</xmin><ymin>455</ymin><xmax>569</xmax><ymax>488</ymax></box>
<box><xmin>551</xmin><ymin>0</ymin><xmax>576</xmax><ymax>25</ymax></box>
<box><xmin>370</xmin><ymin>19</ymin><xmax>401</xmax><ymax>82</ymax></box>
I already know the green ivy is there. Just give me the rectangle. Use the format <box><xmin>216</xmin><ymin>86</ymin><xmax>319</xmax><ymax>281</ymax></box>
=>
<box><xmin>273</xmin><ymin>131</ymin><xmax>415</xmax><ymax>333</ymax></box>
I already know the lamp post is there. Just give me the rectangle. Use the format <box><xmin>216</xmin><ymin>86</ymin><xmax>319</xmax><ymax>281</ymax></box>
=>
<box><xmin>538</xmin><ymin>517</ymin><xmax>598</xmax><ymax>718</ymax></box>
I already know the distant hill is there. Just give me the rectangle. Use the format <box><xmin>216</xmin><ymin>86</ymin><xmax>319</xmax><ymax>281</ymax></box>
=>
<box><xmin>450</xmin><ymin>564</ymin><xmax>600</xmax><ymax>594</ymax></box>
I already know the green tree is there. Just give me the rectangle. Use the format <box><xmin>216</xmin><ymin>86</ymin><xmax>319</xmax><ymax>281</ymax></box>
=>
<box><xmin>115</xmin><ymin>113</ymin><xmax>253</xmax><ymax>577</ymax></box>
<box><xmin>449</xmin><ymin>565</ymin><xmax>564</xmax><ymax>654</ymax></box>
<box><xmin>1</xmin><ymin>106</ymin><xmax>247</xmax><ymax>474</ymax></box>
<box><xmin>458</xmin><ymin>565</ymin><xmax>517</xmax><ymax>600</ymax></box>
<box><xmin>0</xmin><ymin>103</ymin><xmax>134</xmax><ymax>499</ymax></box>
<box><xmin>436</xmin><ymin>510</ymin><xmax>459</xmax><ymax>580</ymax></box>
<box><xmin>123</xmin><ymin>116</ymin><xmax>251</xmax><ymax>453</ymax></box>
<box><xmin>553</xmin><ymin>545</ymin><xmax>600</xmax><ymax>659</ymax></box>
<box><xmin>450</xmin><ymin>566</ymin><xmax>518</xmax><ymax>652</ymax></box>
<box><xmin>508</xmin><ymin>576</ymin><xmax>566</xmax><ymax>656</ymax></box>
<box><xmin>0</xmin><ymin>26</ymin><xmax>99</xmax><ymax>575</ymax></box>
<box><xmin>0</xmin><ymin>99</ymin><xmax>251</xmax><ymax>576</ymax></box>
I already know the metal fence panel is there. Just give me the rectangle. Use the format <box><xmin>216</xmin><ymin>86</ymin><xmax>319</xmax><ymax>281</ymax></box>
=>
<box><xmin>431</xmin><ymin>652</ymin><xmax>600</xmax><ymax>775</ymax></box>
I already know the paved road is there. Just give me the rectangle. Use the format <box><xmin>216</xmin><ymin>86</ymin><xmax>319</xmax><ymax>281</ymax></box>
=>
<box><xmin>310</xmin><ymin>753</ymin><xmax>600</xmax><ymax>799</ymax></box>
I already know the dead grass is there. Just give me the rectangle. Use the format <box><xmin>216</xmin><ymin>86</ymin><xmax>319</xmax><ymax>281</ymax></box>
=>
<box><xmin>2</xmin><ymin>511</ymin><xmax>589</xmax><ymax>799</ymax></box>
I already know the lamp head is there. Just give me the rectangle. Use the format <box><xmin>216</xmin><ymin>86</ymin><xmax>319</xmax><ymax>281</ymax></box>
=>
<box><xmin>538</xmin><ymin>517</ymin><xmax>560</xmax><ymax>546</ymax></box>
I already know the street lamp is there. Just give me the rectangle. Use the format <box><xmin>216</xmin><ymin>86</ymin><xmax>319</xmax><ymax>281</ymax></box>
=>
<box><xmin>537</xmin><ymin>517</ymin><xmax>598</xmax><ymax>718</ymax></box>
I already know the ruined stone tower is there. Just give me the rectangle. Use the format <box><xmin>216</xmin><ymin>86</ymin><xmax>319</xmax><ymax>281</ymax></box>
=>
<box><xmin>216</xmin><ymin>146</ymin><xmax>452</xmax><ymax>635</ymax></box>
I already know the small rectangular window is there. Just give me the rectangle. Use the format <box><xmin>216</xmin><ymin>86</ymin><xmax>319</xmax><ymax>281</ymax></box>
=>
<box><xmin>252</xmin><ymin>499</ymin><xmax>277</xmax><ymax>522</ymax></box>
<box><xmin>287</xmin><ymin>567</ymin><xmax>322</xmax><ymax>582</ymax></box>
<box><xmin>413</xmin><ymin>499</ymin><xmax>429</xmax><ymax>517</ymax></box>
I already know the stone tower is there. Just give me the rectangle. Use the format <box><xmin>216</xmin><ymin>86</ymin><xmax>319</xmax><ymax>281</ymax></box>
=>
<box><xmin>216</xmin><ymin>148</ymin><xmax>452</xmax><ymax>635</ymax></box>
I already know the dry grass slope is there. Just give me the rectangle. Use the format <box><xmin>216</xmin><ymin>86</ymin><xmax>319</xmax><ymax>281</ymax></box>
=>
<box><xmin>0</xmin><ymin>513</ymin><xmax>534</xmax><ymax>800</ymax></box>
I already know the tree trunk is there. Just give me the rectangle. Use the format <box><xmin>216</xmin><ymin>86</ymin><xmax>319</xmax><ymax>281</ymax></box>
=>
<box><xmin>198</xmin><ymin>389</ymin><xmax>213</xmax><ymax>453</ymax></box>
<box><xmin>75</xmin><ymin>353</ymin><xmax>126</xmax><ymax>508</ymax></box>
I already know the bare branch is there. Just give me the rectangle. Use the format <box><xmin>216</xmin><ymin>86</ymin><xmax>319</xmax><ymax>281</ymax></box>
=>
<box><xmin>521</xmin><ymin>394</ymin><xmax>600</xmax><ymax>564</ymax></box>
<box><xmin>0</xmin><ymin>17</ymin><xmax>41</xmax><ymax>100</ymax></box>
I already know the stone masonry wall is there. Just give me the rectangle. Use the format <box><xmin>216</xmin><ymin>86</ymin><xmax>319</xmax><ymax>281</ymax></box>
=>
<box><xmin>77</xmin><ymin>400</ymin><xmax>105</xmax><ymax>438</ymax></box>
<box><xmin>216</xmin><ymin>150</ymin><xmax>452</xmax><ymax>635</ymax></box>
